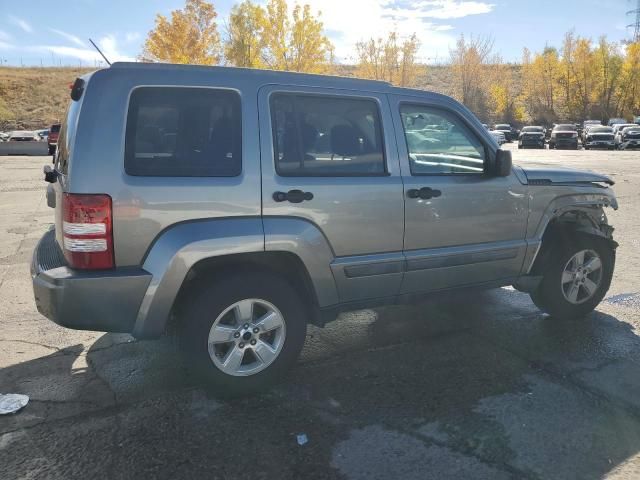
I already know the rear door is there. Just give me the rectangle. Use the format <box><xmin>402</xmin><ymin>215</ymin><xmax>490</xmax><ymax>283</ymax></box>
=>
<box><xmin>258</xmin><ymin>86</ymin><xmax>405</xmax><ymax>303</ymax></box>
<box><xmin>390</xmin><ymin>95</ymin><xmax>529</xmax><ymax>294</ymax></box>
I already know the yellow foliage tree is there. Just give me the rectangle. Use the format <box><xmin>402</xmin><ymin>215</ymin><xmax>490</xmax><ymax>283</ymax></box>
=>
<box><xmin>224</xmin><ymin>0</ymin><xmax>266</xmax><ymax>68</ymax></box>
<box><xmin>259</xmin><ymin>0</ymin><xmax>334</xmax><ymax>73</ymax></box>
<box><xmin>449</xmin><ymin>35</ymin><xmax>494</xmax><ymax>119</ymax></box>
<box><xmin>142</xmin><ymin>0</ymin><xmax>221</xmax><ymax>65</ymax></box>
<box><xmin>616</xmin><ymin>42</ymin><xmax>640</xmax><ymax>118</ymax></box>
<box><xmin>355</xmin><ymin>32</ymin><xmax>422</xmax><ymax>87</ymax></box>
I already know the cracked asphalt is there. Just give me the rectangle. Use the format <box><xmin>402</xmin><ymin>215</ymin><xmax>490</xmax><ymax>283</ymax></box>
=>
<box><xmin>1</xmin><ymin>145</ymin><xmax>640</xmax><ymax>479</ymax></box>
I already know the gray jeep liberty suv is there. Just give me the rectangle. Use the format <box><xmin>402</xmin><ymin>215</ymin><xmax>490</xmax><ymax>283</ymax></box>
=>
<box><xmin>32</xmin><ymin>63</ymin><xmax>618</xmax><ymax>395</ymax></box>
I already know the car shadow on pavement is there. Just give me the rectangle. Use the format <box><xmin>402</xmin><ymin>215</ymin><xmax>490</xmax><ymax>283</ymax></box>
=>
<box><xmin>2</xmin><ymin>288</ymin><xmax>640</xmax><ymax>479</ymax></box>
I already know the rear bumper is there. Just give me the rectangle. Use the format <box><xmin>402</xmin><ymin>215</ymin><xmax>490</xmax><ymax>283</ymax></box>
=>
<box><xmin>31</xmin><ymin>229</ymin><xmax>152</xmax><ymax>333</ymax></box>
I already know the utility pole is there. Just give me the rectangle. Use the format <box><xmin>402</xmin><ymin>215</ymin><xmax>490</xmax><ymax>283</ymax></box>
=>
<box><xmin>628</xmin><ymin>0</ymin><xmax>640</xmax><ymax>43</ymax></box>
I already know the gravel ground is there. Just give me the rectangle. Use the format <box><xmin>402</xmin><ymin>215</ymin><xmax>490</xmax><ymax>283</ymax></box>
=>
<box><xmin>1</xmin><ymin>145</ymin><xmax>640</xmax><ymax>479</ymax></box>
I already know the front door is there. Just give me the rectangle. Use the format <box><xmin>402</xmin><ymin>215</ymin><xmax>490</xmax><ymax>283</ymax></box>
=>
<box><xmin>390</xmin><ymin>96</ymin><xmax>529</xmax><ymax>294</ymax></box>
<box><xmin>259</xmin><ymin>86</ymin><xmax>405</xmax><ymax>303</ymax></box>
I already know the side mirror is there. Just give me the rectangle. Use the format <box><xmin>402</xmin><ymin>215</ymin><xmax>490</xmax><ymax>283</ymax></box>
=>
<box><xmin>494</xmin><ymin>149</ymin><xmax>512</xmax><ymax>177</ymax></box>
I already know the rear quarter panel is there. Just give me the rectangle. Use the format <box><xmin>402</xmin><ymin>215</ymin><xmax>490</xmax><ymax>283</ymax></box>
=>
<box><xmin>68</xmin><ymin>68</ymin><xmax>263</xmax><ymax>266</ymax></box>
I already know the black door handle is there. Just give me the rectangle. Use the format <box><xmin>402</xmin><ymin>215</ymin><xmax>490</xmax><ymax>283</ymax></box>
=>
<box><xmin>407</xmin><ymin>187</ymin><xmax>442</xmax><ymax>200</ymax></box>
<box><xmin>273</xmin><ymin>189</ymin><xmax>314</xmax><ymax>203</ymax></box>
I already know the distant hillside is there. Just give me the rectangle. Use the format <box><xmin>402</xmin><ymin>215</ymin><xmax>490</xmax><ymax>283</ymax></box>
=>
<box><xmin>0</xmin><ymin>64</ymin><xmax>515</xmax><ymax>130</ymax></box>
<box><xmin>0</xmin><ymin>67</ymin><xmax>93</xmax><ymax>130</ymax></box>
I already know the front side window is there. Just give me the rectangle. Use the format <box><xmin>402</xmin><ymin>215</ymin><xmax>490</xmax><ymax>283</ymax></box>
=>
<box><xmin>270</xmin><ymin>93</ymin><xmax>386</xmax><ymax>176</ymax></box>
<box><xmin>125</xmin><ymin>87</ymin><xmax>241</xmax><ymax>177</ymax></box>
<box><xmin>400</xmin><ymin>105</ymin><xmax>486</xmax><ymax>175</ymax></box>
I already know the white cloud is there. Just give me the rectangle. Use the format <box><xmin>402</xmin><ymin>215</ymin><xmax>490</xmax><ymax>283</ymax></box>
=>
<box><xmin>0</xmin><ymin>41</ymin><xmax>14</xmax><ymax>50</ymax></box>
<box><xmin>30</xmin><ymin>34</ymin><xmax>135</xmax><ymax>64</ymax></box>
<box><xmin>49</xmin><ymin>29</ymin><xmax>86</xmax><ymax>48</ymax></box>
<box><xmin>292</xmin><ymin>0</ymin><xmax>481</xmax><ymax>63</ymax></box>
<box><xmin>9</xmin><ymin>15</ymin><xmax>33</xmax><ymax>34</ymax></box>
<box><xmin>98</xmin><ymin>34</ymin><xmax>135</xmax><ymax>61</ymax></box>
<box><xmin>0</xmin><ymin>30</ymin><xmax>12</xmax><ymax>42</ymax></box>
<box><xmin>402</xmin><ymin>1</ymin><xmax>495</xmax><ymax>19</ymax></box>
<box><xmin>125</xmin><ymin>32</ymin><xmax>141</xmax><ymax>43</ymax></box>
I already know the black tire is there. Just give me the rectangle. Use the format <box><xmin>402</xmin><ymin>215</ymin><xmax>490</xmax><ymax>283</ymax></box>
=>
<box><xmin>48</xmin><ymin>145</ymin><xmax>55</xmax><ymax>155</ymax></box>
<box><xmin>530</xmin><ymin>233</ymin><xmax>615</xmax><ymax>319</ymax></box>
<box><xmin>180</xmin><ymin>271</ymin><xmax>308</xmax><ymax>397</ymax></box>
<box><xmin>584</xmin><ymin>146</ymin><xmax>589</xmax><ymax>150</ymax></box>
<box><xmin>549</xmin><ymin>143</ymin><xmax>554</xmax><ymax>149</ymax></box>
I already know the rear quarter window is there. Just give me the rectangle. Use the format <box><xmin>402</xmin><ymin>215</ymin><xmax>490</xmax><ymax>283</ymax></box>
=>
<box><xmin>125</xmin><ymin>87</ymin><xmax>241</xmax><ymax>177</ymax></box>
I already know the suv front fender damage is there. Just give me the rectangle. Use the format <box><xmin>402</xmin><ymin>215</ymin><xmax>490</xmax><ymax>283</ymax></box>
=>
<box><xmin>514</xmin><ymin>188</ymin><xmax>618</xmax><ymax>293</ymax></box>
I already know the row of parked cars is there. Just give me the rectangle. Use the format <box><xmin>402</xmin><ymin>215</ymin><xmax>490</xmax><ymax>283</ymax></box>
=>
<box><xmin>0</xmin><ymin>124</ymin><xmax>60</xmax><ymax>154</ymax></box>
<box><xmin>484</xmin><ymin>118</ymin><xmax>640</xmax><ymax>150</ymax></box>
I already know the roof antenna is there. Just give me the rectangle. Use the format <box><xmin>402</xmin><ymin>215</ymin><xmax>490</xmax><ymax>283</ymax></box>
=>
<box><xmin>88</xmin><ymin>38</ymin><xmax>111</xmax><ymax>66</ymax></box>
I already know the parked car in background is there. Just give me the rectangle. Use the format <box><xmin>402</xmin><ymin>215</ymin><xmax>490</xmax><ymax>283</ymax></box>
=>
<box><xmin>48</xmin><ymin>123</ymin><xmax>61</xmax><ymax>155</ymax></box>
<box><xmin>494</xmin><ymin>124</ymin><xmax>519</xmax><ymax>142</ymax></box>
<box><xmin>36</xmin><ymin>129</ymin><xmax>49</xmax><ymax>141</ymax></box>
<box><xmin>634</xmin><ymin>115</ymin><xmax>640</xmax><ymax>125</ymax></box>
<box><xmin>549</xmin><ymin>124</ymin><xmax>579</xmax><ymax>149</ymax></box>
<box><xmin>8</xmin><ymin>131</ymin><xmax>39</xmax><ymax>141</ymax></box>
<box><xmin>0</xmin><ymin>132</ymin><xmax>9</xmax><ymax>142</ymax></box>
<box><xmin>613</xmin><ymin>124</ymin><xmax>637</xmax><ymax>148</ymax></box>
<box><xmin>489</xmin><ymin>130</ymin><xmax>507</xmax><ymax>145</ymax></box>
<box><xmin>30</xmin><ymin>63</ymin><xmax>618</xmax><ymax>395</ymax></box>
<box><xmin>607</xmin><ymin>118</ymin><xmax>627</xmax><ymax>127</ymax></box>
<box><xmin>518</xmin><ymin>126</ymin><xmax>546</xmax><ymax>149</ymax></box>
<box><xmin>583</xmin><ymin>126</ymin><xmax>615</xmax><ymax>150</ymax></box>
<box><xmin>617</xmin><ymin>126</ymin><xmax>640</xmax><ymax>150</ymax></box>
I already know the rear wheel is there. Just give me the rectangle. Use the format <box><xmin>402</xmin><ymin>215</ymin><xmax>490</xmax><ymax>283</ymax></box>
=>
<box><xmin>180</xmin><ymin>272</ymin><xmax>308</xmax><ymax>396</ymax></box>
<box><xmin>48</xmin><ymin>145</ymin><xmax>55</xmax><ymax>155</ymax></box>
<box><xmin>530</xmin><ymin>233</ymin><xmax>614</xmax><ymax>319</ymax></box>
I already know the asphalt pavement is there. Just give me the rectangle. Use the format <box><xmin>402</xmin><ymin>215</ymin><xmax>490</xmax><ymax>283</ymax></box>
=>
<box><xmin>1</xmin><ymin>145</ymin><xmax>640</xmax><ymax>479</ymax></box>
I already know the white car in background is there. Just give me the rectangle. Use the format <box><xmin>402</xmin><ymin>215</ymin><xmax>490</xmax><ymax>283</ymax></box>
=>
<box><xmin>617</xmin><ymin>126</ymin><xmax>640</xmax><ymax>150</ymax></box>
<box><xmin>613</xmin><ymin>124</ymin><xmax>638</xmax><ymax>148</ymax></box>
<box><xmin>8</xmin><ymin>131</ymin><xmax>39</xmax><ymax>142</ymax></box>
<box><xmin>489</xmin><ymin>130</ymin><xmax>507</xmax><ymax>146</ymax></box>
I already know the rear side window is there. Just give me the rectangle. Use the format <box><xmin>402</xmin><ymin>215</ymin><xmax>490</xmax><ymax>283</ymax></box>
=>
<box><xmin>125</xmin><ymin>87</ymin><xmax>241</xmax><ymax>177</ymax></box>
<box><xmin>270</xmin><ymin>93</ymin><xmax>386</xmax><ymax>176</ymax></box>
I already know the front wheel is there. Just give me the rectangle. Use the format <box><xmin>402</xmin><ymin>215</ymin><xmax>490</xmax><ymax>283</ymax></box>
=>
<box><xmin>530</xmin><ymin>233</ymin><xmax>615</xmax><ymax>319</ymax></box>
<box><xmin>180</xmin><ymin>272</ymin><xmax>308</xmax><ymax>396</ymax></box>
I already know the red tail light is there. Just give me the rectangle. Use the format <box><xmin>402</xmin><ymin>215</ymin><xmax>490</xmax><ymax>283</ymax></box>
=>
<box><xmin>62</xmin><ymin>193</ymin><xmax>114</xmax><ymax>269</ymax></box>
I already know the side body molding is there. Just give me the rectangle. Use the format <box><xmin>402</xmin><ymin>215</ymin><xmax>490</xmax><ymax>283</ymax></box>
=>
<box><xmin>133</xmin><ymin>218</ymin><xmax>264</xmax><ymax>338</ymax></box>
<box><xmin>263</xmin><ymin>217</ymin><xmax>339</xmax><ymax>307</ymax></box>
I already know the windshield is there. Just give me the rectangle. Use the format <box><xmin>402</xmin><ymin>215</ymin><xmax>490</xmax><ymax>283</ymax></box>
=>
<box><xmin>590</xmin><ymin>127</ymin><xmax>613</xmax><ymax>133</ymax></box>
<box><xmin>522</xmin><ymin>126</ymin><xmax>543</xmax><ymax>132</ymax></box>
<box><xmin>495</xmin><ymin>125</ymin><xmax>510</xmax><ymax>130</ymax></box>
<box><xmin>555</xmin><ymin>124</ymin><xmax>576</xmax><ymax>131</ymax></box>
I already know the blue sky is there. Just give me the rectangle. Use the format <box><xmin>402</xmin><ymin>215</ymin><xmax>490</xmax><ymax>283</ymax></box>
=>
<box><xmin>0</xmin><ymin>0</ymin><xmax>635</xmax><ymax>67</ymax></box>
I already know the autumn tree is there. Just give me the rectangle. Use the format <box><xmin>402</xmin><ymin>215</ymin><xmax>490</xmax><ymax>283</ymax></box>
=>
<box><xmin>593</xmin><ymin>37</ymin><xmax>623</xmax><ymax>119</ymax></box>
<box><xmin>521</xmin><ymin>46</ymin><xmax>560</xmax><ymax>123</ymax></box>
<box><xmin>449</xmin><ymin>35</ymin><xmax>494</xmax><ymax>119</ymax></box>
<box><xmin>224</xmin><ymin>0</ymin><xmax>265</xmax><ymax>67</ymax></box>
<box><xmin>487</xmin><ymin>57</ymin><xmax>524</xmax><ymax>124</ymax></box>
<box><xmin>355</xmin><ymin>32</ymin><xmax>422</xmax><ymax>87</ymax></box>
<box><xmin>142</xmin><ymin>0</ymin><xmax>221</xmax><ymax>65</ymax></box>
<box><xmin>616</xmin><ymin>42</ymin><xmax>640</xmax><ymax>118</ymax></box>
<box><xmin>258</xmin><ymin>0</ymin><xmax>334</xmax><ymax>73</ymax></box>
